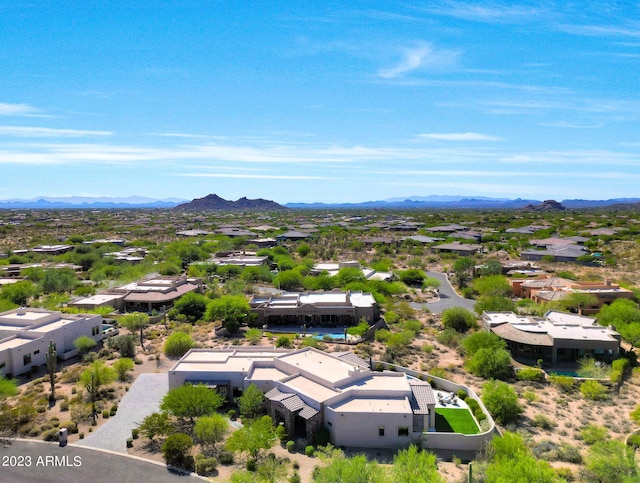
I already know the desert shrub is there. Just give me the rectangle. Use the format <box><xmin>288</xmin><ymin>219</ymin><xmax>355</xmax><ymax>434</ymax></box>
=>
<box><xmin>580</xmin><ymin>424</ymin><xmax>608</xmax><ymax>445</ymax></box>
<box><xmin>442</xmin><ymin>307</ymin><xmax>477</xmax><ymax>332</ymax></box>
<box><xmin>305</xmin><ymin>445</ymin><xmax>315</xmax><ymax>457</ymax></box>
<box><xmin>627</xmin><ymin>434</ymin><xmax>640</xmax><ymax>448</ymax></box>
<box><xmin>531</xmin><ymin>414</ymin><xmax>556</xmax><ymax>430</ymax></box>
<box><xmin>246</xmin><ymin>459</ymin><xmax>257</xmax><ymax>471</ymax></box>
<box><xmin>102</xmin><ymin>410</ymin><xmax>110</xmax><ymax>419</ymax></box>
<box><xmin>227</xmin><ymin>409</ymin><xmax>236</xmax><ymax>420</ymax></box>
<box><xmin>275</xmin><ymin>424</ymin><xmax>287</xmax><ymax>441</ymax></box>
<box><xmin>482</xmin><ymin>380</ymin><xmax>522</xmax><ymax>425</ymax></box>
<box><xmin>59</xmin><ymin>421</ymin><xmax>78</xmax><ymax>434</ymax></box>
<box><xmin>219</xmin><ymin>452</ymin><xmax>234</xmax><ymax>465</ymax></box>
<box><xmin>516</xmin><ymin>368</ymin><xmax>545</xmax><ymax>382</ymax></box>
<box><xmin>60</xmin><ymin>400</ymin><xmax>70</xmax><ymax>411</ymax></box>
<box><xmin>195</xmin><ymin>456</ymin><xmax>218</xmax><ymax>476</ymax></box>
<box><xmin>523</xmin><ymin>390</ymin><xmax>538</xmax><ymax>403</ymax></box>
<box><xmin>162</xmin><ymin>433</ymin><xmax>194</xmax><ymax>469</ymax></box>
<box><xmin>580</xmin><ymin>380</ymin><xmax>608</xmax><ymax>400</ymax></box>
<box><xmin>276</xmin><ymin>336</ymin><xmax>292</xmax><ymax>348</ymax></box>
<box><xmin>163</xmin><ymin>331</ymin><xmax>195</xmax><ymax>358</ymax></box>
<box><xmin>457</xmin><ymin>389</ymin><xmax>467</xmax><ymax>399</ymax></box>
<box><xmin>549</xmin><ymin>374</ymin><xmax>574</xmax><ymax>392</ymax></box>
<box><xmin>466</xmin><ymin>347</ymin><xmax>512</xmax><ymax>380</ymax></box>
<box><xmin>42</xmin><ymin>428</ymin><xmax>59</xmax><ymax>441</ymax></box>
<box><xmin>286</xmin><ymin>440</ymin><xmax>295</xmax><ymax>453</ymax></box>
<box><xmin>436</xmin><ymin>328</ymin><xmax>461</xmax><ymax>348</ymax></box>
<box><xmin>312</xmin><ymin>427</ymin><xmax>331</xmax><ymax>447</ymax></box>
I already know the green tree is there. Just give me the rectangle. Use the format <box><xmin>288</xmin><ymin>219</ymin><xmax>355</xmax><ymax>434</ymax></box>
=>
<box><xmin>313</xmin><ymin>452</ymin><xmax>387</xmax><ymax>483</ymax></box>
<box><xmin>238</xmin><ymin>384</ymin><xmax>265</xmax><ymax>420</ymax></box>
<box><xmin>297</xmin><ymin>243</ymin><xmax>311</xmax><ymax>257</ymax></box>
<box><xmin>584</xmin><ymin>440</ymin><xmax>638</xmax><ymax>483</ymax></box>
<box><xmin>392</xmin><ymin>445</ymin><xmax>444</xmax><ymax>483</ymax></box>
<box><xmin>113</xmin><ymin>357</ymin><xmax>134</xmax><ymax>382</ymax></box>
<box><xmin>466</xmin><ymin>347</ymin><xmax>512</xmax><ymax>380</ymax></box>
<box><xmin>40</xmin><ymin>268</ymin><xmax>78</xmax><ymax>293</ymax></box>
<box><xmin>161</xmin><ymin>383</ymin><xmax>224</xmax><ymax>423</ymax></box>
<box><xmin>164</xmin><ymin>331</ymin><xmax>195</xmax><ymax>358</ymax></box>
<box><xmin>73</xmin><ymin>335</ymin><xmax>97</xmax><ymax>355</ymax></box>
<box><xmin>194</xmin><ymin>414</ymin><xmax>228</xmax><ymax>451</ymax></box>
<box><xmin>172</xmin><ymin>292</ymin><xmax>208</xmax><ymax>323</ymax></box>
<box><xmin>273</xmin><ymin>270</ymin><xmax>303</xmax><ymax>291</ymax></box>
<box><xmin>561</xmin><ymin>292</ymin><xmax>599</xmax><ymax>314</ymax></box>
<box><xmin>462</xmin><ymin>331</ymin><xmax>506</xmax><ymax>356</ymax></box>
<box><xmin>442</xmin><ymin>307</ymin><xmax>478</xmax><ymax>332</ymax></box>
<box><xmin>225</xmin><ymin>415</ymin><xmax>276</xmax><ymax>462</ymax></box>
<box><xmin>119</xmin><ymin>312</ymin><xmax>150</xmax><ymax>348</ymax></box>
<box><xmin>453</xmin><ymin>257</ymin><xmax>475</xmax><ymax>288</ymax></box>
<box><xmin>0</xmin><ymin>280</ymin><xmax>38</xmax><ymax>305</ymax></box>
<box><xmin>205</xmin><ymin>295</ymin><xmax>254</xmax><ymax>333</ymax></box>
<box><xmin>473</xmin><ymin>275</ymin><xmax>511</xmax><ymax>297</ymax></box>
<box><xmin>138</xmin><ymin>411</ymin><xmax>172</xmax><ymax>447</ymax></box>
<box><xmin>580</xmin><ymin>380</ymin><xmax>608</xmax><ymax>400</ymax></box>
<box><xmin>597</xmin><ymin>299</ymin><xmax>640</xmax><ymax>327</ymax></box>
<box><xmin>477</xmin><ymin>259</ymin><xmax>503</xmax><ymax>277</ymax></box>
<box><xmin>474</xmin><ymin>295</ymin><xmax>517</xmax><ymax>315</ymax></box>
<box><xmin>162</xmin><ymin>432</ymin><xmax>193</xmax><ymax>469</ymax></box>
<box><xmin>481</xmin><ymin>380</ymin><xmax>522</xmax><ymax>425</ymax></box>
<box><xmin>398</xmin><ymin>269</ymin><xmax>425</xmax><ymax>287</ymax></box>
<box><xmin>0</xmin><ymin>374</ymin><xmax>18</xmax><ymax>399</ymax></box>
<box><xmin>80</xmin><ymin>361</ymin><xmax>117</xmax><ymax>425</ymax></box>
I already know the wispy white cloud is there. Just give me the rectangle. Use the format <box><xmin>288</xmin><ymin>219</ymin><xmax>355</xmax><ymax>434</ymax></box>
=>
<box><xmin>378</xmin><ymin>42</ymin><xmax>460</xmax><ymax>79</ymax></box>
<box><xmin>0</xmin><ymin>126</ymin><xmax>112</xmax><ymax>137</ymax></box>
<box><xmin>539</xmin><ymin>121</ymin><xmax>603</xmax><ymax>129</ymax></box>
<box><xmin>559</xmin><ymin>23</ymin><xmax>640</xmax><ymax>38</ymax></box>
<box><xmin>0</xmin><ymin>103</ymin><xmax>40</xmax><ymax>116</ymax></box>
<box><xmin>418</xmin><ymin>132</ymin><xmax>503</xmax><ymax>141</ymax></box>
<box><xmin>176</xmin><ymin>173</ymin><xmax>329</xmax><ymax>180</ymax></box>
<box><xmin>419</xmin><ymin>1</ymin><xmax>543</xmax><ymax>23</ymax></box>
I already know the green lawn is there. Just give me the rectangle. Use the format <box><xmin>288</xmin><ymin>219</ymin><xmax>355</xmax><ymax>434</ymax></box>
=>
<box><xmin>435</xmin><ymin>408</ymin><xmax>480</xmax><ymax>434</ymax></box>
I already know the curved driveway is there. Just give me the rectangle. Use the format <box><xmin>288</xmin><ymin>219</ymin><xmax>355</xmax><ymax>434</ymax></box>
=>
<box><xmin>412</xmin><ymin>271</ymin><xmax>476</xmax><ymax>314</ymax></box>
<box><xmin>0</xmin><ymin>439</ymin><xmax>203</xmax><ymax>483</ymax></box>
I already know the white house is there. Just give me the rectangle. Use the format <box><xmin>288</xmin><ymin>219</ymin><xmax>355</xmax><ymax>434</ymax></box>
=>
<box><xmin>169</xmin><ymin>346</ymin><xmax>436</xmax><ymax>448</ymax></box>
<box><xmin>0</xmin><ymin>308</ymin><xmax>103</xmax><ymax>377</ymax></box>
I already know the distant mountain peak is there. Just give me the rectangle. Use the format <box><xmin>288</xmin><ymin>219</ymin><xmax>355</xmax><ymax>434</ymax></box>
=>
<box><xmin>175</xmin><ymin>194</ymin><xmax>287</xmax><ymax>211</ymax></box>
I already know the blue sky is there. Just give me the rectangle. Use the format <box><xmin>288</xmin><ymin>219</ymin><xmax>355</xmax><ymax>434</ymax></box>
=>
<box><xmin>1</xmin><ymin>1</ymin><xmax>639</xmax><ymax>203</ymax></box>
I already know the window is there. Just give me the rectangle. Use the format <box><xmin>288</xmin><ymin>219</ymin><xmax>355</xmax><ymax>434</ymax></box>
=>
<box><xmin>23</xmin><ymin>354</ymin><xmax>32</xmax><ymax>366</ymax></box>
<box><xmin>92</xmin><ymin>326</ymin><xmax>100</xmax><ymax>336</ymax></box>
<box><xmin>398</xmin><ymin>427</ymin><xmax>409</xmax><ymax>437</ymax></box>
<box><xmin>34</xmin><ymin>350</ymin><xmax>40</xmax><ymax>355</ymax></box>
<box><xmin>379</xmin><ymin>426</ymin><xmax>385</xmax><ymax>437</ymax></box>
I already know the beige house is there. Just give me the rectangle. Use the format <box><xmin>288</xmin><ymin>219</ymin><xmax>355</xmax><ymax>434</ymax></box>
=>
<box><xmin>0</xmin><ymin>308</ymin><xmax>103</xmax><ymax>377</ymax></box>
<box><xmin>169</xmin><ymin>347</ymin><xmax>436</xmax><ymax>448</ymax></box>
<box><xmin>70</xmin><ymin>275</ymin><xmax>202</xmax><ymax>313</ymax></box>
<box><xmin>482</xmin><ymin>311</ymin><xmax>621</xmax><ymax>364</ymax></box>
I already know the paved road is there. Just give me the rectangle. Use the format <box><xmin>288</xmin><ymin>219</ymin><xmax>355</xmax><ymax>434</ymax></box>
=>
<box><xmin>412</xmin><ymin>271</ymin><xmax>476</xmax><ymax>314</ymax></box>
<box><xmin>74</xmin><ymin>373</ymin><xmax>168</xmax><ymax>453</ymax></box>
<box><xmin>0</xmin><ymin>439</ymin><xmax>203</xmax><ymax>483</ymax></box>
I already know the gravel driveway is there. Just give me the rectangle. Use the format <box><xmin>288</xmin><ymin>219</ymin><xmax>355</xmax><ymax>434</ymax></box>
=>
<box><xmin>74</xmin><ymin>373</ymin><xmax>169</xmax><ymax>453</ymax></box>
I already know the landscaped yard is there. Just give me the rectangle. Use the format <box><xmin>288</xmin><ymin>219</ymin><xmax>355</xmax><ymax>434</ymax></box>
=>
<box><xmin>435</xmin><ymin>408</ymin><xmax>480</xmax><ymax>434</ymax></box>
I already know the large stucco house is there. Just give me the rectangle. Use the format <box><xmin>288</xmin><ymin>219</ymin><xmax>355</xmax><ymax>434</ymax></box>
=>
<box><xmin>0</xmin><ymin>308</ymin><xmax>103</xmax><ymax>378</ymax></box>
<box><xmin>249</xmin><ymin>291</ymin><xmax>379</xmax><ymax>327</ymax></box>
<box><xmin>168</xmin><ymin>346</ymin><xmax>497</xmax><ymax>452</ymax></box>
<box><xmin>482</xmin><ymin>310</ymin><xmax>621</xmax><ymax>364</ymax></box>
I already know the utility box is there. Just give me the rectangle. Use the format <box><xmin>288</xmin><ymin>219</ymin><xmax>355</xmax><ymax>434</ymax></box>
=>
<box><xmin>59</xmin><ymin>428</ymin><xmax>68</xmax><ymax>447</ymax></box>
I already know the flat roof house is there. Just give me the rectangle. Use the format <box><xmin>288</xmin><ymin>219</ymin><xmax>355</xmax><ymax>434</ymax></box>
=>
<box><xmin>432</xmin><ymin>242</ymin><xmax>483</xmax><ymax>256</ymax></box>
<box><xmin>0</xmin><ymin>308</ymin><xmax>103</xmax><ymax>377</ymax></box>
<box><xmin>249</xmin><ymin>291</ymin><xmax>379</xmax><ymax>327</ymax></box>
<box><xmin>482</xmin><ymin>310</ymin><xmax>620</xmax><ymax>364</ymax></box>
<box><xmin>70</xmin><ymin>275</ymin><xmax>202</xmax><ymax>313</ymax></box>
<box><xmin>168</xmin><ymin>347</ymin><xmax>437</xmax><ymax>448</ymax></box>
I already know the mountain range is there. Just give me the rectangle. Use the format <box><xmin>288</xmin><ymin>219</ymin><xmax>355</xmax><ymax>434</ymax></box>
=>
<box><xmin>0</xmin><ymin>195</ymin><xmax>638</xmax><ymax>210</ymax></box>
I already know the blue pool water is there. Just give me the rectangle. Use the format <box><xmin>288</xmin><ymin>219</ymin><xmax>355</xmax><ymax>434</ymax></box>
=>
<box><xmin>549</xmin><ymin>370</ymin><xmax>580</xmax><ymax>377</ymax></box>
<box><xmin>313</xmin><ymin>332</ymin><xmax>347</xmax><ymax>341</ymax></box>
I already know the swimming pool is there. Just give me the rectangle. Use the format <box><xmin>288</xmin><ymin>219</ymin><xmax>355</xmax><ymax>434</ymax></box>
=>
<box><xmin>548</xmin><ymin>370</ymin><xmax>580</xmax><ymax>378</ymax></box>
<box><xmin>313</xmin><ymin>332</ymin><xmax>347</xmax><ymax>341</ymax></box>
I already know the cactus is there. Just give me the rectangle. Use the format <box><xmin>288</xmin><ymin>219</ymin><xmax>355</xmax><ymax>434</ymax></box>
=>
<box><xmin>45</xmin><ymin>340</ymin><xmax>57</xmax><ymax>403</ymax></box>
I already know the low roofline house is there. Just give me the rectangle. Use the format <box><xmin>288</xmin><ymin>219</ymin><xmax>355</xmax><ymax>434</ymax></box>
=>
<box><xmin>432</xmin><ymin>242</ymin><xmax>483</xmax><ymax>256</ymax></box>
<box><xmin>70</xmin><ymin>275</ymin><xmax>202</xmax><ymax>313</ymax></box>
<box><xmin>0</xmin><ymin>308</ymin><xmax>103</xmax><ymax>377</ymax></box>
<box><xmin>168</xmin><ymin>346</ymin><xmax>496</xmax><ymax>451</ymax></box>
<box><xmin>249</xmin><ymin>290</ymin><xmax>379</xmax><ymax>327</ymax></box>
<box><xmin>482</xmin><ymin>311</ymin><xmax>621</xmax><ymax>364</ymax></box>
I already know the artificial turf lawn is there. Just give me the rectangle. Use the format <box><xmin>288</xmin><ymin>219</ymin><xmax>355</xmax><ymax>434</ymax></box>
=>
<box><xmin>435</xmin><ymin>408</ymin><xmax>480</xmax><ymax>434</ymax></box>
